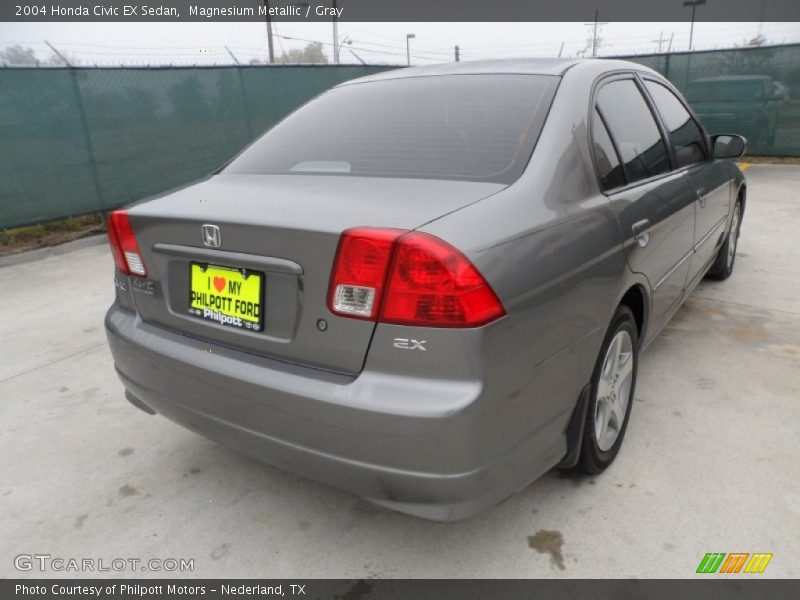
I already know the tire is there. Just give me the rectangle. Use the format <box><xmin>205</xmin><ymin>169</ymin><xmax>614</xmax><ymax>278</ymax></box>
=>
<box><xmin>706</xmin><ymin>201</ymin><xmax>742</xmax><ymax>281</ymax></box>
<box><xmin>577</xmin><ymin>305</ymin><xmax>639</xmax><ymax>475</ymax></box>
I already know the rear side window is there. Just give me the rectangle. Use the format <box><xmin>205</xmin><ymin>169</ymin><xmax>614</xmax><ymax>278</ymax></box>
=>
<box><xmin>225</xmin><ymin>74</ymin><xmax>559</xmax><ymax>184</ymax></box>
<box><xmin>596</xmin><ymin>79</ymin><xmax>670</xmax><ymax>185</ymax></box>
<box><xmin>592</xmin><ymin>110</ymin><xmax>625</xmax><ymax>191</ymax></box>
<box><xmin>644</xmin><ymin>81</ymin><xmax>706</xmax><ymax>168</ymax></box>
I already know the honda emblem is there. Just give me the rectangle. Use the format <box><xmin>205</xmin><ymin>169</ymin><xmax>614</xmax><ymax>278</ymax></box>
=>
<box><xmin>202</xmin><ymin>224</ymin><xmax>221</xmax><ymax>248</ymax></box>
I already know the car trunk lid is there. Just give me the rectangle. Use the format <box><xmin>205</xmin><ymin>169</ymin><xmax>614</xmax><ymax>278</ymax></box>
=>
<box><xmin>125</xmin><ymin>173</ymin><xmax>505</xmax><ymax>374</ymax></box>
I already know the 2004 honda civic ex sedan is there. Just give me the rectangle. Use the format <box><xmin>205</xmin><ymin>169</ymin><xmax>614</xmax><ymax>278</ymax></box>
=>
<box><xmin>105</xmin><ymin>58</ymin><xmax>747</xmax><ymax>521</ymax></box>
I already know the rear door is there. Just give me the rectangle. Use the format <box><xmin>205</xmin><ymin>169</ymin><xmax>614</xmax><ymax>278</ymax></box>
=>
<box><xmin>592</xmin><ymin>75</ymin><xmax>696</xmax><ymax>328</ymax></box>
<box><xmin>641</xmin><ymin>78</ymin><xmax>731</xmax><ymax>286</ymax></box>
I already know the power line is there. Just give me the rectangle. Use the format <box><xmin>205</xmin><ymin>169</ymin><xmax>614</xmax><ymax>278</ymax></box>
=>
<box><xmin>268</xmin><ymin>32</ymin><xmax>449</xmax><ymax>62</ymax></box>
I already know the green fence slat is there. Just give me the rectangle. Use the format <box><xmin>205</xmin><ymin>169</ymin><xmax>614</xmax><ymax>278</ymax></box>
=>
<box><xmin>0</xmin><ymin>64</ymin><xmax>394</xmax><ymax>229</ymax></box>
<box><xmin>1</xmin><ymin>46</ymin><xmax>799</xmax><ymax>229</ymax></box>
<box><xmin>623</xmin><ymin>44</ymin><xmax>800</xmax><ymax>157</ymax></box>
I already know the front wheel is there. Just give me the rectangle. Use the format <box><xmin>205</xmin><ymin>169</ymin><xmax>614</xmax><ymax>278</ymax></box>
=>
<box><xmin>706</xmin><ymin>201</ymin><xmax>742</xmax><ymax>281</ymax></box>
<box><xmin>577</xmin><ymin>306</ymin><xmax>639</xmax><ymax>475</ymax></box>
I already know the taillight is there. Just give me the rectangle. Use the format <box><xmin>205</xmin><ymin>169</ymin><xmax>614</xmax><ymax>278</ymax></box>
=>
<box><xmin>382</xmin><ymin>232</ymin><xmax>506</xmax><ymax>327</ymax></box>
<box><xmin>107</xmin><ymin>210</ymin><xmax>147</xmax><ymax>277</ymax></box>
<box><xmin>327</xmin><ymin>228</ymin><xmax>505</xmax><ymax>328</ymax></box>
<box><xmin>328</xmin><ymin>228</ymin><xmax>403</xmax><ymax>319</ymax></box>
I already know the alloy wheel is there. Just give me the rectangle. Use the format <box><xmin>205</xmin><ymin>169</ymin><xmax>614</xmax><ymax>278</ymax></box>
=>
<box><xmin>594</xmin><ymin>330</ymin><xmax>634</xmax><ymax>452</ymax></box>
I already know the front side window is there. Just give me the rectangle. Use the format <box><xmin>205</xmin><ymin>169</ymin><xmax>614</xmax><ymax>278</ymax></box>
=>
<box><xmin>226</xmin><ymin>74</ymin><xmax>559</xmax><ymax>184</ymax></box>
<box><xmin>645</xmin><ymin>81</ymin><xmax>706</xmax><ymax>167</ymax></box>
<box><xmin>596</xmin><ymin>79</ymin><xmax>671</xmax><ymax>185</ymax></box>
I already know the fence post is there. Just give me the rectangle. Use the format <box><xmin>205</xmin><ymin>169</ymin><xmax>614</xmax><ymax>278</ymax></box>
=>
<box><xmin>236</xmin><ymin>68</ymin><xmax>254</xmax><ymax>142</ymax></box>
<box><xmin>46</xmin><ymin>41</ymin><xmax>105</xmax><ymax>217</ymax></box>
<box><xmin>225</xmin><ymin>45</ymin><xmax>254</xmax><ymax>142</ymax></box>
<box><xmin>71</xmin><ymin>71</ymin><xmax>106</xmax><ymax>217</ymax></box>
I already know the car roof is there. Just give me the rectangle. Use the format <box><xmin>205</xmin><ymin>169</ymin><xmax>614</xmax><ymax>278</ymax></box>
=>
<box><xmin>336</xmin><ymin>58</ymin><xmax>660</xmax><ymax>87</ymax></box>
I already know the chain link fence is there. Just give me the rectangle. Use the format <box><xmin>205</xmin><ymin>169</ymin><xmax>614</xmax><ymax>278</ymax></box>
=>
<box><xmin>0</xmin><ymin>64</ymin><xmax>395</xmax><ymax>229</ymax></box>
<box><xmin>624</xmin><ymin>43</ymin><xmax>800</xmax><ymax>157</ymax></box>
<box><xmin>2</xmin><ymin>45</ymin><xmax>799</xmax><ymax>229</ymax></box>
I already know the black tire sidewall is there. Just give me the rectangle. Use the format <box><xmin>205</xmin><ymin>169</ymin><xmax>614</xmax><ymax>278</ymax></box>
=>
<box><xmin>708</xmin><ymin>200</ymin><xmax>742</xmax><ymax>280</ymax></box>
<box><xmin>581</xmin><ymin>306</ymin><xmax>639</xmax><ymax>472</ymax></box>
<box><xmin>726</xmin><ymin>203</ymin><xmax>742</xmax><ymax>276</ymax></box>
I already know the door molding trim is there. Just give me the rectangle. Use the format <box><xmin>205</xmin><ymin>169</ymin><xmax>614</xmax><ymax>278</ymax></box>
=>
<box><xmin>694</xmin><ymin>214</ymin><xmax>728</xmax><ymax>252</ymax></box>
<box><xmin>653</xmin><ymin>248</ymin><xmax>694</xmax><ymax>292</ymax></box>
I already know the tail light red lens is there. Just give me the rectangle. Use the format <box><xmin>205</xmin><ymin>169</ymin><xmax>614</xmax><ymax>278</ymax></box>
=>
<box><xmin>381</xmin><ymin>232</ymin><xmax>506</xmax><ymax>327</ymax></box>
<box><xmin>327</xmin><ymin>228</ymin><xmax>403</xmax><ymax>319</ymax></box>
<box><xmin>328</xmin><ymin>228</ymin><xmax>506</xmax><ymax>328</ymax></box>
<box><xmin>107</xmin><ymin>210</ymin><xmax>147</xmax><ymax>277</ymax></box>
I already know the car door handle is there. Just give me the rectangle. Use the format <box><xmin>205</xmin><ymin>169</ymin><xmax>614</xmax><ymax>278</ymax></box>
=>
<box><xmin>696</xmin><ymin>187</ymin><xmax>707</xmax><ymax>208</ymax></box>
<box><xmin>632</xmin><ymin>219</ymin><xmax>651</xmax><ymax>248</ymax></box>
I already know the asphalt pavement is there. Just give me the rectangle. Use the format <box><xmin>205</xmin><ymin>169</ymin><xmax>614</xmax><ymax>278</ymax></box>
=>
<box><xmin>1</xmin><ymin>164</ymin><xmax>798</xmax><ymax>578</ymax></box>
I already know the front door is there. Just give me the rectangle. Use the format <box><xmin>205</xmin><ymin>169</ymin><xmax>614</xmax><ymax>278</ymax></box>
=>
<box><xmin>683</xmin><ymin>163</ymin><xmax>732</xmax><ymax>283</ymax></box>
<box><xmin>639</xmin><ymin>78</ymin><xmax>732</xmax><ymax>285</ymax></box>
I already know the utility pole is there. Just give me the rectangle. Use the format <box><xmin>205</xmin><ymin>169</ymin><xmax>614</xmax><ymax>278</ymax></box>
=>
<box><xmin>263</xmin><ymin>0</ymin><xmax>274</xmax><ymax>63</ymax></box>
<box><xmin>558</xmin><ymin>42</ymin><xmax>564</xmax><ymax>57</ymax></box>
<box><xmin>454</xmin><ymin>45</ymin><xmax>460</xmax><ymax>62</ymax></box>
<box><xmin>332</xmin><ymin>0</ymin><xmax>339</xmax><ymax>64</ymax></box>
<box><xmin>683</xmin><ymin>0</ymin><xmax>706</xmax><ymax>51</ymax></box>
<box><xmin>406</xmin><ymin>33</ymin><xmax>415</xmax><ymax>66</ymax></box>
<box><xmin>652</xmin><ymin>31</ymin><xmax>665</xmax><ymax>53</ymax></box>
<box><xmin>758</xmin><ymin>0</ymin><xmax>767</xmax><ymax>36</ymax></box>
<box><xmin>585</xmin><ymin>11</ymin><xmax>608</xmax><ymax>58</ymax></box>
<box><xmin>667</xmin><ymin>32</ymin><xmax>675</xmax><ymax>52</ymax></box>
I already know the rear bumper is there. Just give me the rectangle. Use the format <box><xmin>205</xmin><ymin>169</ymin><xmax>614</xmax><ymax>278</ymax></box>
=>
<box><xmin>105</xmin><ymin>303</ymin><xmax>568</xmax><ymax>521</ymax></box>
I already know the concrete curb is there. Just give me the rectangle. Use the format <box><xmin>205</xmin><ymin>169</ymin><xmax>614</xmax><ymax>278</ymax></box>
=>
<box><xmin>0</xmin><ymin>234</ymin><xmax>106</xmax><ymax>269</ymax></box>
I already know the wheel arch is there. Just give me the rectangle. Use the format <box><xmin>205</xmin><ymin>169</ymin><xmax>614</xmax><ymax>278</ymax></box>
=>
<box><xmin>737</xmin><ymin>181</ymin><xmax>747</xmax><ymax>217</ymax></box>
<box><xmin>618</xmin><ymin>283</ymin><xmax>649</xmax><ymax>345</ymax></box>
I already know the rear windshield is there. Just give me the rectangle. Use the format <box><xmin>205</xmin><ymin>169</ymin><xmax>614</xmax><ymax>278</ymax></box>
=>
<box><xmin>225</xmin><ymin>74</ymin><xmax>559</xmax><ymax>184</ymax></box>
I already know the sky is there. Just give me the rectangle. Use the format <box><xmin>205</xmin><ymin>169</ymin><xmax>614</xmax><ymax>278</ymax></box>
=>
<box><xmin>1</xmin><ymin>21</ymin><xmax>799</xmax><ymax>66</ymax></box>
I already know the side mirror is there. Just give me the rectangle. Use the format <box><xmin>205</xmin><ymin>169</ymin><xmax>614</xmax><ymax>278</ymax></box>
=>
<box><xmin>711</xmin><ymin>134</ymin><xmax>747</xmax><ymax>159</ymax></box>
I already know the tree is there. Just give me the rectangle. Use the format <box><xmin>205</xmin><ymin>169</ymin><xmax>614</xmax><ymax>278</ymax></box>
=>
<box><xmin>0</xmin><ymin>44</ymin><xmax>80</xmax><ymax>66</ymax></box>
<box><xmin>745</xmin><ymin>34</ymin><xmax>768</xmax><ymax>47</ymax></box>
<box><xmin>44</xmin><ymin>52</ymin><xmax>80</xmax><ymax>66</ymax></box>
<box><xmin>248</xmin><ymin>43</ymin><xmax>328</xmax><ymax>65</ymax></box>
<box><xmin>0</xmin><ymin>45</ymin><xmax>38</xmax><ymax>65</ymax></box>
<box><xmin>718</xmin><ymin>42</ymin><xmax>775</xmax><ymax>76</ymax></box>
<box><xmin>276</xmin><ymin>43</ymin><xmax>328</xmax><ymax>64</ymax></box>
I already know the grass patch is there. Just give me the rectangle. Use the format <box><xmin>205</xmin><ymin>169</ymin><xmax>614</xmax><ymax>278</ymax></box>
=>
<box><xmin>0</xmin><ymin>214</ymin><xmax>105</xmax><ymax>255</ymax></box>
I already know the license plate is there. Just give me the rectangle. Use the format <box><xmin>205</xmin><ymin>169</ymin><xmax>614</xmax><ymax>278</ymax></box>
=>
<box><xmin>188</xmin><ymin>263</ymin><xmax>263</xmax><ymax>331</ymax></box>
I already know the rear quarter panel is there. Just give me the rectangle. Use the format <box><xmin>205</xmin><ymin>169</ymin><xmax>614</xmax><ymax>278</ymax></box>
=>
<box><xmin>414</xmin><ymin>62</ymin><xmax>637</xmax><ymax>459</ymax></box>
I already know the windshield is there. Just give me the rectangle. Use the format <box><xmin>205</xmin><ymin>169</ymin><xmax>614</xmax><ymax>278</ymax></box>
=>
<box><xmin>685</xmin><ymin>80</ymin><xmax>765</xmax><ymax>103</ymax></box>
<box><xmin>225</xmin><ymin>74</ymin><xmax>559</xmax><ymax>184</ymax></box>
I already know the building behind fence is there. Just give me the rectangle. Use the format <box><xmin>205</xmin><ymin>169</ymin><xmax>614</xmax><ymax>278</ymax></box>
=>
<box><xmin>2</xmin><ymin>44</ymin><xmax>800</xmax><ymax>229</ymax></box>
